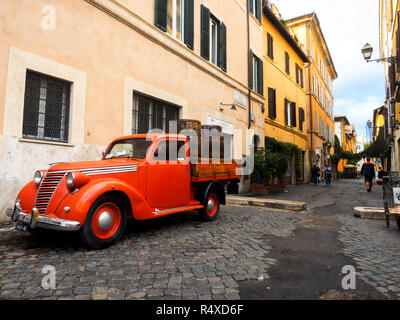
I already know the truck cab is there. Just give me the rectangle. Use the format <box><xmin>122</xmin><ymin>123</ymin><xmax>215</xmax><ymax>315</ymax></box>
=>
<box><xmin>7</xmin><ymin>133</ymin><xmax>241</xmax><ymax>249</ymax></box>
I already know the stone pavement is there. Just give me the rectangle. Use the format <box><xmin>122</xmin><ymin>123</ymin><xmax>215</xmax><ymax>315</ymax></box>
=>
<box><xmin>0</xmin><ymin>205</ymin><xmax>301</xmax><ymax>300</ymax></box>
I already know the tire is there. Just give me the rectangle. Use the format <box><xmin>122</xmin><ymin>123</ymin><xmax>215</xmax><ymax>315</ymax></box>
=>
<box><xmin>80</xmin><ymin>194</ymin><xmax>127</xmax><ymax>249</ymax></box>
<box><xmin>199</xmin><ymin>190</ymin><xmax>220</xmax><ymax>222</ymax></box>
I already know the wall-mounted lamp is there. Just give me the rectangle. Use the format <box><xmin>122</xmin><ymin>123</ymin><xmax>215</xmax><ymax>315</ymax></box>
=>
<box><xmin>220</xmin><ymin>103</ymin><xmax>236</xmax><ymax>111</ymax></box>
<box><xmin>362</xmin><ymin>43</ymin><xmax>395</xmax><ymax>63</ymax></box>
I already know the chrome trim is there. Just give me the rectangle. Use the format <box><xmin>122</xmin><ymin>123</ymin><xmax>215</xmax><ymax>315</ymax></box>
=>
<box><xmin>34</xmin><ymin>171</ymin><xmax>66</xmax><ymax>215</ymax></box>
<box><xmin>153</xmin><ymin>205</ymin><xmax>203</xmax><ymax>215</ymax></box>
<box><xmin>49</xmin><ymin>165</ymin><xmax>138</xmax><ymax>175</ymax></box>
<box><xmin>7</xmin><ymin>206</ymin><xmax>80</xmax><ymax>231</ymax></box>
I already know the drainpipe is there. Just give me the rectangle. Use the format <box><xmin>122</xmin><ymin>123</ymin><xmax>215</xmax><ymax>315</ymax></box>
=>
<box><xmin>306</xmin><ymin>14</ymin><xmax>315</xmax><ymax>164</ymax></box>
<box><xmin>247</xmin><ymin>0</ymin><xmax>252</xmax><ymax>129</ymax></box>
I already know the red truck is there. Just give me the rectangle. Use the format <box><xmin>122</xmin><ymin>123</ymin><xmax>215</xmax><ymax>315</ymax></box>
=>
<box><xmin>7</xmin><ymin>132</ymin><xmax>241</xmax><ymax>249</ymax></box>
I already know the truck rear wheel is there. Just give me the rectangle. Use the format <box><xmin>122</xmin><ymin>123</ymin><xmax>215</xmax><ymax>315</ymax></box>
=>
<box><xmin>199</xmin><ymin>191</ymin><xmax>220</xmax><ymax>222</ymax></box>
<box><xmin>80</xmin><ymin>194</ymin><xmax>127</xmax><ymax>249</ymax></box>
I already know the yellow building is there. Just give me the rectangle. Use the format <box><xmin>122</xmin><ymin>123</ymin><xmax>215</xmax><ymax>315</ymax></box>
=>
<box><xmin>287</xmin><ymin>13</ymin><xmax>338</xmax><ymax>170</ymax></box>
<box><xmin>262</xmin><ymin>3</ymin><xmax>309</xmax><ymax>184</ymax></box>
<box><xmin>334</xmin><ymin>116</ymin><xmax>357</xmax><ymax>173</ymax></box>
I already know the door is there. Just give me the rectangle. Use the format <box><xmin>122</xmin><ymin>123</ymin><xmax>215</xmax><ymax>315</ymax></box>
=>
<box><xmin>146</xmin><ymin>138</ymin><xmax>190</xmax><ymax>209</ymax></box>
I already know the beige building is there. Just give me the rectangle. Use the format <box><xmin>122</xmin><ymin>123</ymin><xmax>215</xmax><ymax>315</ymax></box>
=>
<box><xmin>0</xmin><ymin>0</ymin><xmax>266</xmax><ymax>220</ymax></box>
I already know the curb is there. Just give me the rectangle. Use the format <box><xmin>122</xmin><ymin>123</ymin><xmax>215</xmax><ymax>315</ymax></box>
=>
<box><xmin>226</xmin><ymin>196</ymin><xmax>306</xmax><ymax>212</ymax></box>
<box><xmin>353</xmin><ymin>207</ymin><xmax>385</xmax><ymax>219</ymax></box>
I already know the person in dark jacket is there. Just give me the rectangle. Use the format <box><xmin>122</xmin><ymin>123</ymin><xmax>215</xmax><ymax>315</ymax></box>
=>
<box><xmin>311</xmin><ymin>163</ymin><xmax>320</xmax><ymax>186</ymax></box>
<box><xmin>360</xmin><ymin>158</ymin><xmax>376</xmax><ymax>192</ymax></box>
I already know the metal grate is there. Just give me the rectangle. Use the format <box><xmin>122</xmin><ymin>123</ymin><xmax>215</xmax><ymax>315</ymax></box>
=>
<box><xmin>34</xmin><ymin>171</ymin><xmax>66</xmax><ymax>215</ymax></box>
<box><xmin>132</xmin><ymin>93</ymin><xmax>179</xmax><ymax>134</ymax></box>
<box><xmin>22</xmin><ymin>71</ymin><xmax>71</xmax><ymax>143</ymax></box>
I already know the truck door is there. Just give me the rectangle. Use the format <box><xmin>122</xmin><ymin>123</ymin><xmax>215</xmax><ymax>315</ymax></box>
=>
<box><xmin>146</xmin><ymin>138</ymin><xmax>190</xmax><ymax>209</ymax></box>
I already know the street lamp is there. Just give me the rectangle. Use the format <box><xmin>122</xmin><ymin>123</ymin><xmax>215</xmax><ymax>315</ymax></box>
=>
<box><xmin>361</xmin><ymin>43</ymin><xmax>373</xmax><ymax>60</ymax></box>
<box><xmin>361</xmin><ymin>43</ymin><xmax>395</xmax><ymax>63</ymax></box>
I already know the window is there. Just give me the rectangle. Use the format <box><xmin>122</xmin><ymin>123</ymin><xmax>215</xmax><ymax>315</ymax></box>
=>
<box><xmin>285</xmin><ymin>52</ymin><xmax>290</xmax><ymax>74</ymax></box>
<box><xmin>167</xmin><ymin>0</ymin><xmax>183</xmax><ymax>41</ymax></box>
<box><xmin>210</xmin><ymin>17</ymin><xmax>218</xmax><ymax>65</ymax></box>
<box><xmin>250</xmin><ymin>0</ymin><xmax>262</xmax><ymax>23</ymax></box>
<box><xmin>313</xmin><ymin>76</ymin><xmax>317</xmax><ymax>96</ymax></box>
<box><xmin>268</xmin><ymin>88</ymin><xmax>276</xmax><ymax>120</ymax></box>
<box><xmin>132</xmin><ymin>93</ymin><xmax>180</xmax><ymax>134</ymax></box>
<box><xmin>155</xmin><ymin>0</ymin><xmax>194</xmax><ymax>49</ymax></box>
<box><xmin>154</xmin><ymin>140</ymin><xmax>186</xmax><ymax>162</ymax></box>
<box><xmin>251</xmin><ymin>54</ymin><xmax>263</xmax><ymax>96</ymax></box>
<box><xmin>284</xmin><ymin>99</ymin><xmax>296</xmax><ymax>127</ymax></box>
<box><xmin>201</xmin><ymin>5</ymin><xmax>227</xmax><ymax>71</ymax></box>
<box><xmin>295</xmin><ymin>63</ymin><xmax>304</xmax><ymax>88</ymax></box>
<box><xmin>311</xmin><ymin>41</ymin><xmax>315</xmax><ymax>60</ymax></box>
<box><xmin>267</xmin><ymin>33</ymin><xmax>274</xmax><ymax>59</ymax></box>
<box><xmin>22</xmin><ymin>71</ymin><xmax>71</xmax><ymax>143</ymax></box>
<box><xmin>105</xmin><ymin>138</ymin><xmax>153</xmax><ymax>160</ymax></box>
<box><xmin>314</xmin><ymin>111</ymin><xmax>318</xmax><ymax>133</ymax></box>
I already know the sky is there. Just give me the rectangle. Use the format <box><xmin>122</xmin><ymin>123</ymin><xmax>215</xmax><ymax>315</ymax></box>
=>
<box><xmin>274</xmin><ymin>0</ymin><xmax>385</xmax><ymax>140</ymax></box>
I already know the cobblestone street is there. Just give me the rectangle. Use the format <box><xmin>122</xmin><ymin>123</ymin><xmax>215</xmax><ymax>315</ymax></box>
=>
<box><xmin>0</xmin><ymin>179</ymin><xmax>399</xmax><ymax>300</ymax></box>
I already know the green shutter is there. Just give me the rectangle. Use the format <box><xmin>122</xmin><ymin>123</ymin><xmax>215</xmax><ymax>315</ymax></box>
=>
<box><xmin>201</xmin><ymin>5</ymin><xmax>210</xmax><ymax>60</ymax></box>
<box><xmin>184</xmin><ymin>0</ymin><xmax>194</xmax><ymax>50</ymax></box>
<box><xmin>249</xmin><ymin>51</ymin><xmax>253</xmax><ymax>90</ymax></box>
<box><xmin>219</xmin><ymin>22</ymin><xmax>227</xmax><ymax>72</ymax></box>
<box><xmin>155</xmin><ymin>0</ymin><xmax>168</xmax><ymax>32</ymax></box>
<box><xmin>257</xmin><ymin>58</ymin><xmax>263</xmax><ymax>96</ymax></box>
<box><xmin>291</xmin><ymin>102</ymin><xmax>297</xmax><ymax>127</ymax></box>
<box><xmin>284</xmin><ymin>98</ymin><xmax>288</xmax><ymax>125</ymax></box>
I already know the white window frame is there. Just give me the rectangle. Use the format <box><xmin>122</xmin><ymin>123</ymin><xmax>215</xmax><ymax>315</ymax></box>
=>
<box><xmin>210</xmin><ymin>17</ymin><xmax>218</xmax><ymax>65</ymax></box>
<box><xmin>286</xmin><ymin>99</ymin><xmax>292</xmax><ymax>127</ymax></box>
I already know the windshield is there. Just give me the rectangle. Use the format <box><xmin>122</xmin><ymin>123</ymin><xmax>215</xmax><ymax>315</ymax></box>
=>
<box><xmin>104</xmin><ymin>138</ymin><xmax>153</xmax><ymax>160</ymax></box>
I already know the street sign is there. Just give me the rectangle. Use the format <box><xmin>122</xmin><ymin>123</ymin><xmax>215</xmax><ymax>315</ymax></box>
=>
<box><xmin>393</xmin><ymin>187</ymin><xmax>400</xmax><ymax>205</ymax></box>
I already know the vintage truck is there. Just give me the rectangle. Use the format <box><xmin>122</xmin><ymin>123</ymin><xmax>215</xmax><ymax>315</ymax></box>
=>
<box><xmin>7</xmin><ymin>132</ymin><xmax>241</xmax><ymax>249</ymax></box>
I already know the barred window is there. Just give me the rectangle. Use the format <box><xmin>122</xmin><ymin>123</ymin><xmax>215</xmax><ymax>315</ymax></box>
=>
<box><xmin>22</xmin><ymin>71</ymin><xmax>71</xmax><ymax>143</ymax></box>
<box><xmin>132</xmin><ymin>93</ymin><xmax>180</xmax><ymax>134</ymax></box>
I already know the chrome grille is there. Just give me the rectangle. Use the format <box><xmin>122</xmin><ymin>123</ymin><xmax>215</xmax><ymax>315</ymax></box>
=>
<box><xmin>35</xmin><ymin>171</ymin><xmax>66</xmax><ymax>215</ymax></box>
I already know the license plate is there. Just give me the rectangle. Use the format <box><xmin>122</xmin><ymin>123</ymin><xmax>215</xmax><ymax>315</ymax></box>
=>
<box><xmin>15</xmin><ymin>223</ymin><xmax>28</xmax><ymax>232</ymax></box>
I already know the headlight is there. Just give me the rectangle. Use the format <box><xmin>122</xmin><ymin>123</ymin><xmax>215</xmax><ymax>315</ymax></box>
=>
<box><xmin>66</xmin><ymin>171</ymin><xmax>89</xmax><ymax>189</ymax></box>
<box><xmin>34</xmin><ymin>170</ymin><xmax>43</xmax><ymax>186</ymax></box>
<box><xmin>66</xmin><ymin>172</ymin><xmax>75</xmax><ymax>188</ymax></box>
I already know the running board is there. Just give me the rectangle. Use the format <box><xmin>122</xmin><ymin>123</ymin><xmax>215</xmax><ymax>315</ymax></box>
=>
<box><xmin>153</xmin><ymin>205</ymin><xmax>204</xmax><ymax>217</ymax></box>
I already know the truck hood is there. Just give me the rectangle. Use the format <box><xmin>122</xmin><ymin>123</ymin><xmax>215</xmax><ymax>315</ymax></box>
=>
<box><xmin>48</xmin><ymin>159</ymin><xmax>143</xmax><ymax>173</ymax></box>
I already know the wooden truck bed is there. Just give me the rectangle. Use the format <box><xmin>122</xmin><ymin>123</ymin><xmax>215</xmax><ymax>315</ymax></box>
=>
<box><xmin>191</xmin><ymin>160</ymin><xmax>241</xmax><ymax>182</ymax></box>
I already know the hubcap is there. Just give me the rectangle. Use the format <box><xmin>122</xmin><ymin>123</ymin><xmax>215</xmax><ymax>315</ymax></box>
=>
<box><xmin>207</xmin><ymin>199</ymin><xmax>215</xmax><ymax>212</ymax></box>
<box><xmin>98</xmin><ymin>211</ymin><xmax>113</xmax><ymax>231</ymax></box>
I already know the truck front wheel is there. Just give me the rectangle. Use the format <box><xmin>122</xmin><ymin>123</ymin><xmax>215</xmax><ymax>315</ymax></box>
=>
<box><xmin>80</xmin><ymin>194</ymin><xmax>127</xmax><ymax>249</ymax></box>
<box><xmin>199</xmin><ymin>191</ymin><xmax>220</xmax><ymax>222</ymax></box>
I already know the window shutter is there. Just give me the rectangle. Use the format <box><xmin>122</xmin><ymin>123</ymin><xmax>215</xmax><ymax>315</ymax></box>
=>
<box><xmin>290</xmin><ymin>102</ymin><xmax>297</xmax><ymax>127</ymax></box>
<box><xmin>285</xmin><ymin>52</ymin><xmax>290</xmax><ymax>74</ymax></box>
<box><xmin>273</xmin><ymin>89</ymin><xmax>277</xmax><ymax>119</ymax></box>
<box><xmin>257</xmin><ymin>58</ymin><xmax>264</xmax><ymax>96</ymax></box>
<box><xmin>295</xmin><ymin>63</ymin><xmax>299</xmax><ymax>84</ymax></box>
<box><xmin>299</xmin><ymin>108</ymin><xmax>304</xmax><ymax>131</ymax></box>
<box><xmin>284</xmin><ymin>98</ymin><xmax>288</xmax><ymax>125</ymax></box>
<box><xmin>268</xmin><ymin>88</ymin><xmax>273</xmax><ymax>119</ymax></box>
<box><xmin>249</xmin><ymin>50</ymin><xmax>254</xmax><ymax>90</ymax></box>
<box><xmin>219</xmin><ymin>22</ymin><xmax>227</xmax><ymax>72</ymax></box>
<box><xmin>256</xmin><ymin>0</ymin><xmax>262</xmax><ymax>23</ymax></box>
<box><xmin>184</xmin><ymin>0</ymin><xmax>194</xmax><ymax>50</ymax></box>
<box><xmin>201</xmin><ymin>5</ymin><xmax>210</xmax><ymax>60</ymax></box>
<box><xmin>249</xmin><ymin>0</ymin><xmax>254</xmax><ymax>14</ymax></box>
<box><xmin>155</xmin><ymin>0</ymin><xmax>168</xmax><ymax>32</ymax></box>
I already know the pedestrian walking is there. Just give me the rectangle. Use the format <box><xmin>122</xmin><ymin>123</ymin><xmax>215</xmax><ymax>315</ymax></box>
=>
<box><xmin>311</xmin><ymin>163</ymin><xmax>320</xmax><ymax>186</ymax></box>
<box><xmin>360</xmin><ymin>158</ymin><xmax>376</xmax><ymax>192</ymax></box>
<box><xmin>324</xmin><ymin>165</ymin><xmax>332</xmax><ymax>187</ymax></box>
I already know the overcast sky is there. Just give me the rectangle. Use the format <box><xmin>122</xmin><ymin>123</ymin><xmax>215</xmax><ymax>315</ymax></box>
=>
<box><xmin>274</xmin><ymin>0</ymin><xmax>385</xmax><ymax>140</ymax></box>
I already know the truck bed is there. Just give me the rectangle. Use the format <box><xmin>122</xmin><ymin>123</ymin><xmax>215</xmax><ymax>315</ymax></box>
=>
<box><xmin>191</xmin><ymin>160</ymin><xmax>241</xmax><ymax>182</ymax></box>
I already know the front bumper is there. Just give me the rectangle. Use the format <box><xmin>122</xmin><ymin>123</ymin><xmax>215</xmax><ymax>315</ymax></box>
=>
<box><xmin>6</xmin><ymin>203</ymin><xmax>81</xmax><ymax>232</ymax></box>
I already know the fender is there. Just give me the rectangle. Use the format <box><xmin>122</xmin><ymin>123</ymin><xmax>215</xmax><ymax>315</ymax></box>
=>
<box><xmin>16</xmin><ymin>181</ymin><xmax>38</xmax><ymax>211</ymax></box>
<box><xmin>202</xmin><ymin>181</ymin><xmax>226</xmax><ymax>205</ymax></box>
<box><xmin>54</xmin><ymin>178</ymin><xmax>153</xmax><ymax>224</ymax></box>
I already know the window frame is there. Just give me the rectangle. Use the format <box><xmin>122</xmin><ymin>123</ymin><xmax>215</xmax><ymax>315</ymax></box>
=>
<box><xmin>167</xmin><ymin>0</ymin><xmax>185</xmax><ymax>42</ymax></box>
<box><xmin>22</xmin><ymin>70</ymin><xmax>71</xmax><ymax>143</ymax></box>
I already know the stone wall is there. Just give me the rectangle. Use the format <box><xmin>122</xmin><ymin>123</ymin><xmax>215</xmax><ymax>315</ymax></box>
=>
<box><xmin>0</xmin><ymin>135</ymin><xmax>105</xmax><ymax>222</ymax></box>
